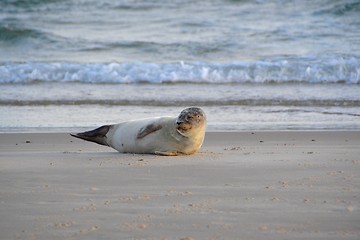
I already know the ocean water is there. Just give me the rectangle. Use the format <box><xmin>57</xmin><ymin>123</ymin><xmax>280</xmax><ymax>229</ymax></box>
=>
<box><xmin>0</xmin><ymin>0</ymin><xmax>360</xmax><ymax>132</ymax></box>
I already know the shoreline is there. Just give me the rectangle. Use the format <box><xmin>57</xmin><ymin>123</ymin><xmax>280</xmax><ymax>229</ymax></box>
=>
<box><xmin>1</xmin><ymin>131</ymin><xmax>359</xmax><ymax>239</ymax></box>
<box><xmin>2</xmin><ymin>128</ymin><xmax>360</xmax><ymax>134</ymax></box>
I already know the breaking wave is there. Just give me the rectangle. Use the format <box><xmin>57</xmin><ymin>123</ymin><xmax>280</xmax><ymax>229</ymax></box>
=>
<box><xmin>1</xmin><ymin>54</ymin><xmax>359</xmax><ymax>84</ymax></box>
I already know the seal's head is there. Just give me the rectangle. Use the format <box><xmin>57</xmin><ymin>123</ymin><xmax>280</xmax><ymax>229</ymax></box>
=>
<box><xmin>176</xmin><ymin>107</ymin><xmax>206</xmax><ymax>136</ymax></box>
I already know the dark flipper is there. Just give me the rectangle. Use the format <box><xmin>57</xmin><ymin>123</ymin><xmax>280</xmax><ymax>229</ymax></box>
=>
<box><xmin>70</xmin><ymin>125</ymin><xmax>111</xmax><ymax>146</ymax></box>
<box><xmin>137</xmin><ymin>123</ymin><xmax>162</xmax><ymax>139</ymax></box>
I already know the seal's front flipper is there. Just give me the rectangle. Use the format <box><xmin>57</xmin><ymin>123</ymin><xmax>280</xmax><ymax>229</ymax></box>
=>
<box><xmin>155</xmin><ymin>151</ymin><xmax>178</xmax><ymax>156</ymax></box>
<box><xmin>70</xmin><ymin>125</ymin><xmax>111</xmax><ymax>146</ymax></box>
<box><xmin>137</xmin><ymin>123</ymin><xmax>162</xmax><ymax>139</ymax></box>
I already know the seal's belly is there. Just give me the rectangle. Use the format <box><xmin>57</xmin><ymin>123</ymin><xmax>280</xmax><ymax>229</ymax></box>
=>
<box><xmin>109</xmin><ymin>118</ymin><xmax>181</xmax><ymax>154</ymax></box>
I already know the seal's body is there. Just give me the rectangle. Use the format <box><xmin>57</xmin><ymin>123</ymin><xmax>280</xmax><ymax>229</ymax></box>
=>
<box><xmin>71</xmin><ymin>107</ymin><xmax>206</xmax><ymax>156</ymax></box>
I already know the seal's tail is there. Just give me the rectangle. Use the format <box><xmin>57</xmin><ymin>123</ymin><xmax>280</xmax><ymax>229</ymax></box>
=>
<box><xmin>70</xmin><ymin>125</ymin><xmax>111</xmax><ymax>146</ymax></box>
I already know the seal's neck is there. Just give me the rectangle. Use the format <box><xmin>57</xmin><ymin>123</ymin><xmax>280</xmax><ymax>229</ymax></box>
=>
<box><xmin>176</xmin><ymin>129</ymin><xmax>189</xmax><ymax>137</ymax></box>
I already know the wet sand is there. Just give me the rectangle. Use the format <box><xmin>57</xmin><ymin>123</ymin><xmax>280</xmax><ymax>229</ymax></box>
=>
<box><xmin>0</xmin><ymin>131</ymin><xmax>359</xmax><ymax>240</ymax></box>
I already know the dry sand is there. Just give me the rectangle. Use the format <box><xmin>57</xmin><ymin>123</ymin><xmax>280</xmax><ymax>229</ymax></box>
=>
<box><xmin>0</xmin><ymin>131</ymin><xmax>359</xmax><ymax>240</ymax></box>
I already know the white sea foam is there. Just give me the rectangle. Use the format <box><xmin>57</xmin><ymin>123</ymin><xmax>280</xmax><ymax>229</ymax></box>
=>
<box><xmin>1</xmin><ymin>55</ymin><xmax>359</xmax><ymax>84</ymax></box>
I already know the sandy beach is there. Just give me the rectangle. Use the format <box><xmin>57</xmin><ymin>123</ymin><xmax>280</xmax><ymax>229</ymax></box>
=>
<box><xmin>0</xmin><ymin>131</ymin><xmax>359</xmax><ymax>240</ymax></box>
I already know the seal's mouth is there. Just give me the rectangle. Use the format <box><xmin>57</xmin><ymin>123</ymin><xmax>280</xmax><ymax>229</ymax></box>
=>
<box><xmin>176</xmin><ymin>121</ymin><xmax>192</xmax><ymax>132</ymax></box>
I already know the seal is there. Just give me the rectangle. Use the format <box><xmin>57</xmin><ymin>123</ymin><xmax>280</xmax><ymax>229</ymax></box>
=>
<box><xmin>70</xmin><ymin>107</ymin><xmax>206</xmax><ymax>156</ymax></box>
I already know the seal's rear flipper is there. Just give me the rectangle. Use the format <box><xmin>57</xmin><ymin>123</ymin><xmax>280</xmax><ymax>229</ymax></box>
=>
<box><xmin>70</xmin><ymin>125</ymin><xmax>111</xmax><ymax>146</ymax></box>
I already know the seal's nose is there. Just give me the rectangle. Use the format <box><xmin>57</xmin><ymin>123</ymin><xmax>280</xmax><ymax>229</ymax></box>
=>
<box><xmin>176</xmin><ymin>121</ymin><xmax>182</xmax><ymax>125</ymax></box>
